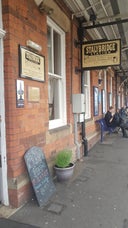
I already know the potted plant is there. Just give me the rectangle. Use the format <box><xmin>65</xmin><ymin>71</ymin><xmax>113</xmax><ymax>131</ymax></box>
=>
<box><xmin>54</xmin><ymin>149</ymin><xmax>75</xmax><ymax>182</ymax></box>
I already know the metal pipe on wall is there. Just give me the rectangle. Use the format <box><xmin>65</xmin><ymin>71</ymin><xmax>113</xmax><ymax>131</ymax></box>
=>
<box><xmin>78</xmin><ymin>26</ymin><xmax>88</xmax><ymax>156</ymax></box>
<box><xmin>81</xmin><ymin>70</ymin><xmax>88</xmax><ymax>156</ymax></box>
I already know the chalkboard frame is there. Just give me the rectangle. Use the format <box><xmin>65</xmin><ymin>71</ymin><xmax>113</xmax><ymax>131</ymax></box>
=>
<box><xmin>24</xmin><ymin>146</ymin><xmax>56</xmax><ymax>207</ymax></box>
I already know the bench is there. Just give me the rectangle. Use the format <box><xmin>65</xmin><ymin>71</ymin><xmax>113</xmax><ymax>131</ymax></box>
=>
<box><xmin>96</xmin><ymin>118</ymin><xmax>116</xmax><ymax>142</ymax></box>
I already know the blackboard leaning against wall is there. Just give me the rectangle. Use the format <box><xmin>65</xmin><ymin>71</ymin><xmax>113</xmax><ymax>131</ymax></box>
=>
<box><xmin>24</xmin><ymin>146</ymin><xmax>56</xmax><ymax>207</ymax></box>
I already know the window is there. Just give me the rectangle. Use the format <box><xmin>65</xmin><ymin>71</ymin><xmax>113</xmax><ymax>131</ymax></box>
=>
<box><xmin>117</xmin><ymin>94</ymin><xmax>121</xmax><ymax>109</ymax></box>
<box><xmin>103</xmin><ymin>70</ymin><xmax>107</xmax><ymax>112</ymax></box>
<box><xmin>83</xmin><ymin>71</ymin><xmax>91</xmax><ymax>119</ymax></box>
<box><xmin>47</xmin><ymin>18</ymin><xmax>67</xmax><ymax>129</ymax></box>
<box><xmin>110</xmin><ymin>76</ymin><xmax>113</xmax><ymax>105</ymax></box>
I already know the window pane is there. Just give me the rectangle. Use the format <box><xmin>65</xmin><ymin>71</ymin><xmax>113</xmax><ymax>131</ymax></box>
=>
<box><xmin>48</xmin><ymin>78</ymin><xmax>60</xmax><ymax>120</ymax></box>
<box><xmin>54</xmin><ymin>79</ymin><xmax>60</xmax><ymax>119</ymax></box>
<box><xmin>83</xmin><ymin>71</ymin><xmax>91</xmax><ymax>119</ymax></box>
<box><xmin>47</xmin><ymin>18</ymin><xmax>66</xmax><ymax>129</ymax></box>
<box><xmin>84</xmin><ymin>86</ymin><xmax>89</xmax><ymax>117</ymax></box>
<box><xmin>54</xmin><ymin>30</ymin><xmax>61</xmax><ymax>75</ymax></box>
<box><xmin>84</xmin><ymin>74</ymin><xmax>88</xmax><ymax>85</ymax></box>
<box><xmin>47</xmin><ymin>26</ymin><xmax>52</xmax><ymax>72</ymax></box>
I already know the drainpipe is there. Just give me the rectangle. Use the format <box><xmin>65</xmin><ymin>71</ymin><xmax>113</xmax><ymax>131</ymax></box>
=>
<box><xmin>78</xmin><ymin>27</ymin><xmax>88</xmax><ymax>156</ymax></box>
<box><xmin>74</xmin><ymin>114</ymin><xmax>81</xmax><ymax>160</ymax></box>
<box><xmin>81</xmin><ymin>71</ymin><xmax>88</xmax><ymax>156</ymax></box>
<box><xmin>71</xmin><ymin>18</ymin><xmax>79</xmax><ymax>159</ymax></box>
<box><xmin>71</xmin><ymin>17</ymin><xmax>82</xmax><ymax>159</ymax></box>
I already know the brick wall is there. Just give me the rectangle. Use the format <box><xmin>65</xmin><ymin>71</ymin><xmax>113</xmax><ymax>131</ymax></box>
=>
<box><xmin>2</xmin><ymin>0</ymin><xmax>117</xmax><ymax>208</ymax></box>
<box><xmin>2</xmin><ymin>0</ymin><xmax>77</xmax><ymax>207</ymax></box>
<box><xmin>2</xmin><ymin>0</ymin><xmax>49</xmax><ymax>207</ymax></box>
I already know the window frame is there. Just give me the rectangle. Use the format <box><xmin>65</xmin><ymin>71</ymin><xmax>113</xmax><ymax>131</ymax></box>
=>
<box><xmin>83</xmin><ymin>71</ymin><xmax>91</xmax><ymax>119</ymax></box>
<box><xmin>47</xmin><ymin>17</ymin><xmax>67</xmax><ymax>130</ymax></box>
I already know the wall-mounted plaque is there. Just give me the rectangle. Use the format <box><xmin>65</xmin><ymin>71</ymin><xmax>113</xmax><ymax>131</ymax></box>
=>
<box><xmin>28</xmin><ymin>87</ymin><xmax>40</xmax><ymax>102</ymax></box>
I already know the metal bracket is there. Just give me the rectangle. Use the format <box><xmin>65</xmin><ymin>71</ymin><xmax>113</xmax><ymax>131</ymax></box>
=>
<box><xmin>75</xmin><ymin>67</ymin><xmax>82</xmax><ymax>74</ymax></box>
<box><xmin>74</xmin><ymin>39</ymin><xmax>81</xmax><ymax>48</ymax></box>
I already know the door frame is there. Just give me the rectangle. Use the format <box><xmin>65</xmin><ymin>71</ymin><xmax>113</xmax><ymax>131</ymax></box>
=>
<box><xmin>0</xmin><ymin>0</ymin><xmax>9</xmax><ymax>206</ymax></box>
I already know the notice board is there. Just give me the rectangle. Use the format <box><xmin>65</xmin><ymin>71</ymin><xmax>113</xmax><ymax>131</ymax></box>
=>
<box><xmin>24</xmin><ymin>146</ymin><xmax>56</xmax><ymax>207</ymax></box>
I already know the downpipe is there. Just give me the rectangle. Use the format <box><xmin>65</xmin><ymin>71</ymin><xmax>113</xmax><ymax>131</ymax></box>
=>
<box><xmin>81</xmin><ymin>72</ymin><xmax>88</xmax><ymax>156</ymax></box>
<box><xmin>82</xmin><ymin>135</ymin><xmax>88</xmax><ymax>156</ymax></box>
<box><xmin>74</xmin><ymin>114</ymin><xmax>82</xmax><ymax>160</ymax></box>
<box><xmin>81</xmin><ymin>120</ymin><xmax>88</xmax><ymax>156</ymax></box>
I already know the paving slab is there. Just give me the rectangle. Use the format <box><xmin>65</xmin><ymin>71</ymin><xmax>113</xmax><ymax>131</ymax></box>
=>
<box><xmin>1</xmin><ymin>132</ymin><xmax>128</xmax><ymax>228</ymax></box>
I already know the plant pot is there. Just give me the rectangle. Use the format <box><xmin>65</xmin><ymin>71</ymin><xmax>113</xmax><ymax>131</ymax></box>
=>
<box><xmin>54</xmin><ymin>163</ymin><xmax>75</xmax><ymax>182</ymax></box>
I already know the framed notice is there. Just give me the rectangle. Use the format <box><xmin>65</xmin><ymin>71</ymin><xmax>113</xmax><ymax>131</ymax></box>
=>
<box><xmin>93</xmin><ymin>86</ymin><xmax>99</xmax><ymax>116</ymax></box>
<box><xmin>19</xmin><ymin>46</ymin><xmax>45</xmax><ymax>82</ymax></box>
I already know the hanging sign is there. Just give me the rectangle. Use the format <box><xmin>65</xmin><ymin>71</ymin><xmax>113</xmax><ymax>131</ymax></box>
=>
<box><xmin>82</xmin><ymin>39</ymin><xmax>121</xmax><ymax>70</ymax></box>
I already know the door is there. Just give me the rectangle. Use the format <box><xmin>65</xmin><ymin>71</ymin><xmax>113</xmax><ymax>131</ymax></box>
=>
<box><xmin>0</xmin><ymin>26</ymin><xmax>9</xmax><ymax>205</ymax></box>
<box><xmin>0</xmin><ymin>117</ymin><xmax>1</xmax><ymax>201</ymax></box>
<box><xmin>0</xmin><ymin>111</ymin><xmax>8</xmax><ymax>205</ymax></box>
<box><xmin>0</xmin><ymin>39</ymin><xmax>9</xmax><ymax>205</ymax></box>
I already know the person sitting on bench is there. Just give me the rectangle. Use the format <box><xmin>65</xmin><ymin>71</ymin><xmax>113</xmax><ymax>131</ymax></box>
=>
<box><xmin>105</xmin><ymin>106</ymin><xmax>117</xmax><ymax>128</ymax></box>
<box><xmin>113</xmin><ymin>108</ymin><xmax>122</xmax><ymax>127</ymax></box>
<box><xmin>105</xmin><ymin>106</ymin><xmax>128</xmax><ymax>138</ymax></box>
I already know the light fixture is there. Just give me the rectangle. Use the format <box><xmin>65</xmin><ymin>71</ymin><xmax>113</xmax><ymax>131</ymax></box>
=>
<box><xmin>98</xmin><ymin>70</ymin><xmax>103</xmax><ymax>86</ymax></box>
<box><xmin>98</xmin><ymin>78</ymin><xmax>102</xmax><ymax>86</ymax></box>
<box><xmin>39</xmin><ymin>1</ymin><xmax>53</xmax><ymax>15</ymax></box>
<box><xmin>26</xmin><ymin>40</ymin><xmax>42</xmax><ymax>52</ymax></box>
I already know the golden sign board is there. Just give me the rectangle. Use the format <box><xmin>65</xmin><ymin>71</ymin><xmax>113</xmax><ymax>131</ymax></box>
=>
<box><xmin>82</xmin><ymin>39</ymin><xmax>121</xmax><ymax>69</ymax></box>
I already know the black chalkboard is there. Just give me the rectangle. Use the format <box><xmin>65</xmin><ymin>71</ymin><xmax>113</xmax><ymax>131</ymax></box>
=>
<box><xmin>24</xmin><ymin>146</ymin><xmax>56</xmax><ymax>207</ymax></box>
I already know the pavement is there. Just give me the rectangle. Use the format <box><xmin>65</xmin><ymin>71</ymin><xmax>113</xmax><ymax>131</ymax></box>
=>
<box><xmin>1</xmin><ymin>131</ymin><xmax>128</xmax><ymax>228</ymax></box>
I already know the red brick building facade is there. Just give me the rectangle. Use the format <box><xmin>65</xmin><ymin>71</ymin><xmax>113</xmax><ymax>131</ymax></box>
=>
<box><xmin>0</xmin><ymin>0</ymin><xmax>124</xmax><ymax>208</ymax></box>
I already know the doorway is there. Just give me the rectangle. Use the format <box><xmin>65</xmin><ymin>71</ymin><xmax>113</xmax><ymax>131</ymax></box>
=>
<box><xmin>0</xmin><ymin>123</ymin><xmax>1</xmax><ymax>201</ymax></box>
<box><xmin>0</xmin><ymin>11</ymin><xmax>9</xmax><ymax>205</ymax></box>
<box><xmin>0</xmin><ymin>37</ymin><xmax>9</xmax><ymax>206</ymax></box>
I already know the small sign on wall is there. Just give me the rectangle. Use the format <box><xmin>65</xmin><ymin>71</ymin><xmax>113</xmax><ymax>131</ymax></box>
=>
<box><xmin>28</xmin><ymin>86</ymin><xmax>40</xmax><ymax>102</ymax></box>
<box><xmin>16</xmin><ymin>80</ymin><xmax>24</xmax><ymax>108</ymax></box>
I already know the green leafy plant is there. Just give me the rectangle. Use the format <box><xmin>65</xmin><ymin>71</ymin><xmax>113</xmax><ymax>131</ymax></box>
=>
<box><xmin>55</xmin><ymin>149</ymin><xmax>72</xmax><ymax>168</ymax></box>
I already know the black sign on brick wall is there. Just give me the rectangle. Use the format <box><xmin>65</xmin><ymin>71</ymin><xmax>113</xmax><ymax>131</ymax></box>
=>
<box><xmin>24</xmin><ymin>146</ymin><xmax>56</xmax><ymax>207</ymax></box>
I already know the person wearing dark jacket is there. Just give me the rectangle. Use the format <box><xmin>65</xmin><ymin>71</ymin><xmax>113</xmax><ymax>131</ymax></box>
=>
<box><xmin>105</xmin><ymin>106</ymin><xmax>117</xmax><ymax>128</ymax></box>
<box><xmin>105</xmin><ymin>106</ymin><xmax>128</xmax><ymax>138</ymax></box>
<box><xmin>113</xmin><ymin>108</ymin><xmax>122</xmax><ymax>126</ymax></box>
